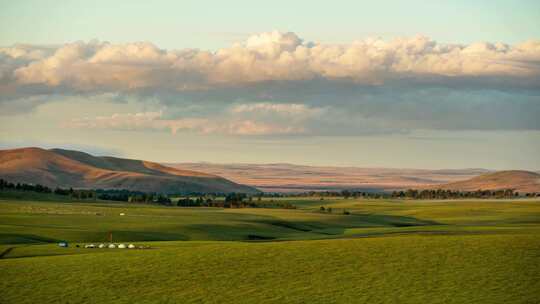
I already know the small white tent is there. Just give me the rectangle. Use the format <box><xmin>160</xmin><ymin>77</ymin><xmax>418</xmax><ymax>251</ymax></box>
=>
<box><xmin>108</xmin><ymin>244</ymin><xmax>116</xmax><ymax>249</ymax></box>
<box><xmin>128</xmin><ymin>244</ymin><xmax>135</xmax><ymax>249</ymax></box>
<box><xmin>118</xmin><ymin>244</ymin><xmax>126</xmax><ymax>249</ymax></box>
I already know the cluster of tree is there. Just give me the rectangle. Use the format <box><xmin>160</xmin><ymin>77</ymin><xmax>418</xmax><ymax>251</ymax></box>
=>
<box><xmin>175</xmin><ymin>193</ymin><xmax>296</xmax><ymax>209</ymax></box>
<box><xmin>319</xmin><ymin>206</ymin><xmax>350</xmax><ymax>215</ymax></box>
<box><xmin>0</xmin><ymin>179</ymin><xmax>97</xmax><ymax>199</ymax></box>
<box><xmin>0</xmin><ymin>179</ymin><xmax>172</xmax><ymax>204</ymax></box>
<box><xmin>391</xmin><ymin>189</ymin><xmax>521</xmax><ymax>199</ymax></box>
<box><xmin>93</xmin><ymin>189</ymin><xmax>134</xmax><ymax>202</ymax></box>
<box><xmin>1</xmin><ymin>179</ymin><xmax>53</xmax><ymax>193</ymax></box>
<box><xmin>128</xmin><ymin>193</ymin><xmax>171</xmax><ymax>204</ymax></box>
<box><xmin>298</xmin><ymin>190</ymin><xmax>389</xmax><ymax>199</ymax></box>
<box><xmin>0</xmin><ymin>179</ymin><xmax>296</xmax><ymax>208</ymax></box>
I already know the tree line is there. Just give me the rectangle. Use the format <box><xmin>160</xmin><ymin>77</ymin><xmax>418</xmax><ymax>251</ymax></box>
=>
<box><xmin>266</xmin><ymin>189</ymin><xmax>538</xmax><ymax>199</ymax></box>
<box><xmin>0</xmin><ymin>179</ymin><xmax>296</xmax><ymax>208</ymax></box>
<box><xmin>176</xmin><ymin>193</ymin><xmax>296</xmax><ymax>209</ymax></box>
<box><xmin>2</xmin><ymin>179</ymin><xmax>537</xmax><ymax>205</ymax></box>
<box><xmin>271</xmin><ymin>190</ymin><xmax>391</xmax><ymax>199</ymax></box>
<box><xmin>0</xmin><ymin>179</ymin><xmax>172</xmax><ymax>204</ymax></box>
<box><xmin>390</xmin><ymin>188</ymin><xmax>537</xmax><ymax>199</ymax></box>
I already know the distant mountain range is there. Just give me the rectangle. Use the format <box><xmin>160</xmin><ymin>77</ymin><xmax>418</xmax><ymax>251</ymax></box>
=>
<box><xmin>168</xmin><ymin>163</ymin><xmax>540</xmax><ymax>193</ymax></box>
<box><xmin>0</xmin><ymin>148</ymin><xmax>258</xmax><ymax>194</ymax></box>
<box><xmin>167</xmin><ymin>163</ymin><xmax>492</xmax><ymax>192</ymax></box>
<box><xmin>2</xmin><ymin>148</ymin><xmax>537</xmax><ymax>194</ymax></box>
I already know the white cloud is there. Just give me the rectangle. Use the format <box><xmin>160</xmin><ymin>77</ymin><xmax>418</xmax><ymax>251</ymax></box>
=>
<box><xmin>2</xmin><ymin>31</ymin><xmax>539</xmax><ymax>93</ymax></box>
<box><xmin>245</xmin><ymin>31</ymin><xmax>303</xmax><ymax>57</ymax></box>
<box><xmin>2</xmin><ymin>32</ymin><xmax>540</xmax><ymax>134</ymax></box>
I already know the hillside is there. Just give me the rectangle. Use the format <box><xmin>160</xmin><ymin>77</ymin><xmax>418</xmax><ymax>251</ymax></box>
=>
<box><xmin>168</xmin><ymin>162</ymin><xmax>490</xmax><ymax>192</ymax></box>
<box><xmin>428</xmin><ymin>170</ymin><xmax>540</xmax><ymax>193</ymax></box>
<box><xmin>0</xmin><ymin>148</ymin><xmax>258</xmax><ymax>194</ymax></box>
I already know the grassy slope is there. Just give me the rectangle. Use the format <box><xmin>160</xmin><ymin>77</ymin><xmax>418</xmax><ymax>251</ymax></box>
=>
<box><xmin>0</xmin><ymin>198</ymin><xmax>444</xmax><ymax>244</ymax></box>
<box><xmin>1</xmin><ymin>197</ymin><xmax>539</xmax><ymax>244</ymax></box>
<box><xmin>0</xmin><ymin>197</ymin><xmax>539</xmax><ymax>303</ymax></box>
<box><xmin>1</xmin><ymin>235</ymin><xmax>539</xmax><ymax>304</ymax></box>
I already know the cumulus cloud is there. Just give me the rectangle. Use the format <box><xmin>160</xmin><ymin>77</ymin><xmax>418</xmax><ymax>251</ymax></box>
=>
<box><xmin>1</xmin><ymin>31</ymin><xmax>540</xmax><ymax>135</ymax></box>
<box><xmin>1</xmin><ymin>31</ymin><xmax>539</xmax><ymax>94</ymax></box>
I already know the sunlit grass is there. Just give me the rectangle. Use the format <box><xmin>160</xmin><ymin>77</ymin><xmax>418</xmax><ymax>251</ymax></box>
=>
<box><xmin>1</xmin><ymin>197</ymin><xmax>539</xmax><ymax>303</ymax></box>
<box><xmin>2</xmin><ymin>234</ymin><xmax>539</xmax><ymax>304</ymax></box>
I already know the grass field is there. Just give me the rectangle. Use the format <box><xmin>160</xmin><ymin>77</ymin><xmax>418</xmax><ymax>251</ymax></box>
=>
<box><xmin>1</xmin><ymin>195</ymin><xmax>539</xmax><ymax>303</ymax></box>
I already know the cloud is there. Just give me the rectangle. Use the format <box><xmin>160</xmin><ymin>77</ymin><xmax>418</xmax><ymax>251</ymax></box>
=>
<box><xmin>2</xmin><ymin>31</ymin><xmax>539</xmax><ymax>94</ymax></box>
<box><xmin>230</xmin><ymin>102</ymin><xmax>324</xmax><ymax>119</ymax></box>
<box><xmin>1</xmin><ymin>31</ymin><xmax>539</xmax><ymax>134</ymax></box>
<box><xmin>64</xmin><ymin>109</ymin><xmax>305</xmax><ymax>135</ymax></box>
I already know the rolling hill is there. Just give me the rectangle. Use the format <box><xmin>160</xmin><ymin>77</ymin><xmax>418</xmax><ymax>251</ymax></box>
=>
<box><xmin>0</xmin><ymin>147</ymin><xmax>258</xmax><ymax>194</ymax></box>
<box><xmin>427</xmin><ymin>170</ymin><xmax>540</xmax><ymax>193</ymax></box>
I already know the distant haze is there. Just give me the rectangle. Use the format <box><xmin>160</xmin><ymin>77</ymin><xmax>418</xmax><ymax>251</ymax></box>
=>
<box><xmin>168</xmin><ymin>163</ymin><xmax>491</xmax><ymax>192</ymax></box>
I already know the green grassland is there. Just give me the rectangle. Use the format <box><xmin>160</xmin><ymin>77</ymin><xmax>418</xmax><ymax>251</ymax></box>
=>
<box><xmin>1</xmin><ymin>195</ymin><xmax>539</xmax><ymax>303</ymax></box>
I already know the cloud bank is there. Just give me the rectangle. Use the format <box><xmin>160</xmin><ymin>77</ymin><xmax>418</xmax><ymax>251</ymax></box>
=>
<box><xmin>4</xmin><ymin>31</ymin><xmax>540</xmax><ymax>91</ymax></box>
<box><xmin>1</xmin><ymin>31</ymin><xmax>539</xmax><ymax>135</ymax></box>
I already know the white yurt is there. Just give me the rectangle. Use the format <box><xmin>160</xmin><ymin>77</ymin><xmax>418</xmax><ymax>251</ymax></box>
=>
<box><xmin>98</xmin><ymin>244</ymin><xmax>105</xmax><ymax>248</ymax></box>
<box><xmin>128</xmin><ymin>244</ymin><xmax>135</xmax><ymax>249</ymax></box>
<box><xmin>108</xmin><ymin>244</ymin><xmax>116</xmax><ymax>249</ymax></box>
<box><xmin>118</xmin><ymin>243</ymin><xmax>126</xmax><ymax>249</ymax></box>
<box><xmin>84</xmin><ymin>244</ymin><xmax>95</xmax><ymax>248</ymax></box>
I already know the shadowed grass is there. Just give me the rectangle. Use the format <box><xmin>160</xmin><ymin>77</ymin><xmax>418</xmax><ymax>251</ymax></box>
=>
<box><xmin>0</xmin><ymin>199</ymin><xmax>447</xmax><ymax>243</ymax></box>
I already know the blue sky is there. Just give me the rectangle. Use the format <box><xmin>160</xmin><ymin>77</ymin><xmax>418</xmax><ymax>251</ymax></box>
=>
<box><xmin>0</xmin><ymin>1</ymin><xmax>539</xmax><ymax>169</ymax></box>
<box><xmin>1</xmin><ymin>0</ymin><xmax>539</xmax><ymax>48</ymax></box>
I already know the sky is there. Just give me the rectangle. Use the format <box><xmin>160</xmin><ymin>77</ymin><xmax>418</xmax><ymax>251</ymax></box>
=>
<box><xmin>1</xmin><ymin>0</ymin><xmax>539</xmax><ymax>169</ymax></box>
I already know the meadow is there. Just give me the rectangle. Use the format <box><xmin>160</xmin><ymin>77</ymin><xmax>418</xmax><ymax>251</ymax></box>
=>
<box><xmin>1</xmin><ymin>195</ymin><xmax>539</xmax><ymax>303</ymax></box>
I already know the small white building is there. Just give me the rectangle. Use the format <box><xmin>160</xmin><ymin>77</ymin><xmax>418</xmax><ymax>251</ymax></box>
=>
<box><xmin>98</xmin><ymin>244</ymin><xmax>105</xmax><ymax>248</ymax></box>
<box><xmin>84</xmin><ymin>244</ymin><xmax>95</xmax><ymax>248</ymax></box>
<box><xmin>119</xmin><ymin>213</ymin><xmax>125</xmax><ymax>216</ymax></box>
<box><xmin>108</xmin><ymin>244</ymin><xmax>116</xmax><ymax>249</ymax></box>
<box><xmin>118</xmin><ymin>244</ymin><xmax>126</xmax><ymax>249</ymax></box>
<box><xmin>128</xmin><ymin>244</ymin><xmax>135</xmax><ymax>249</ymax></box>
